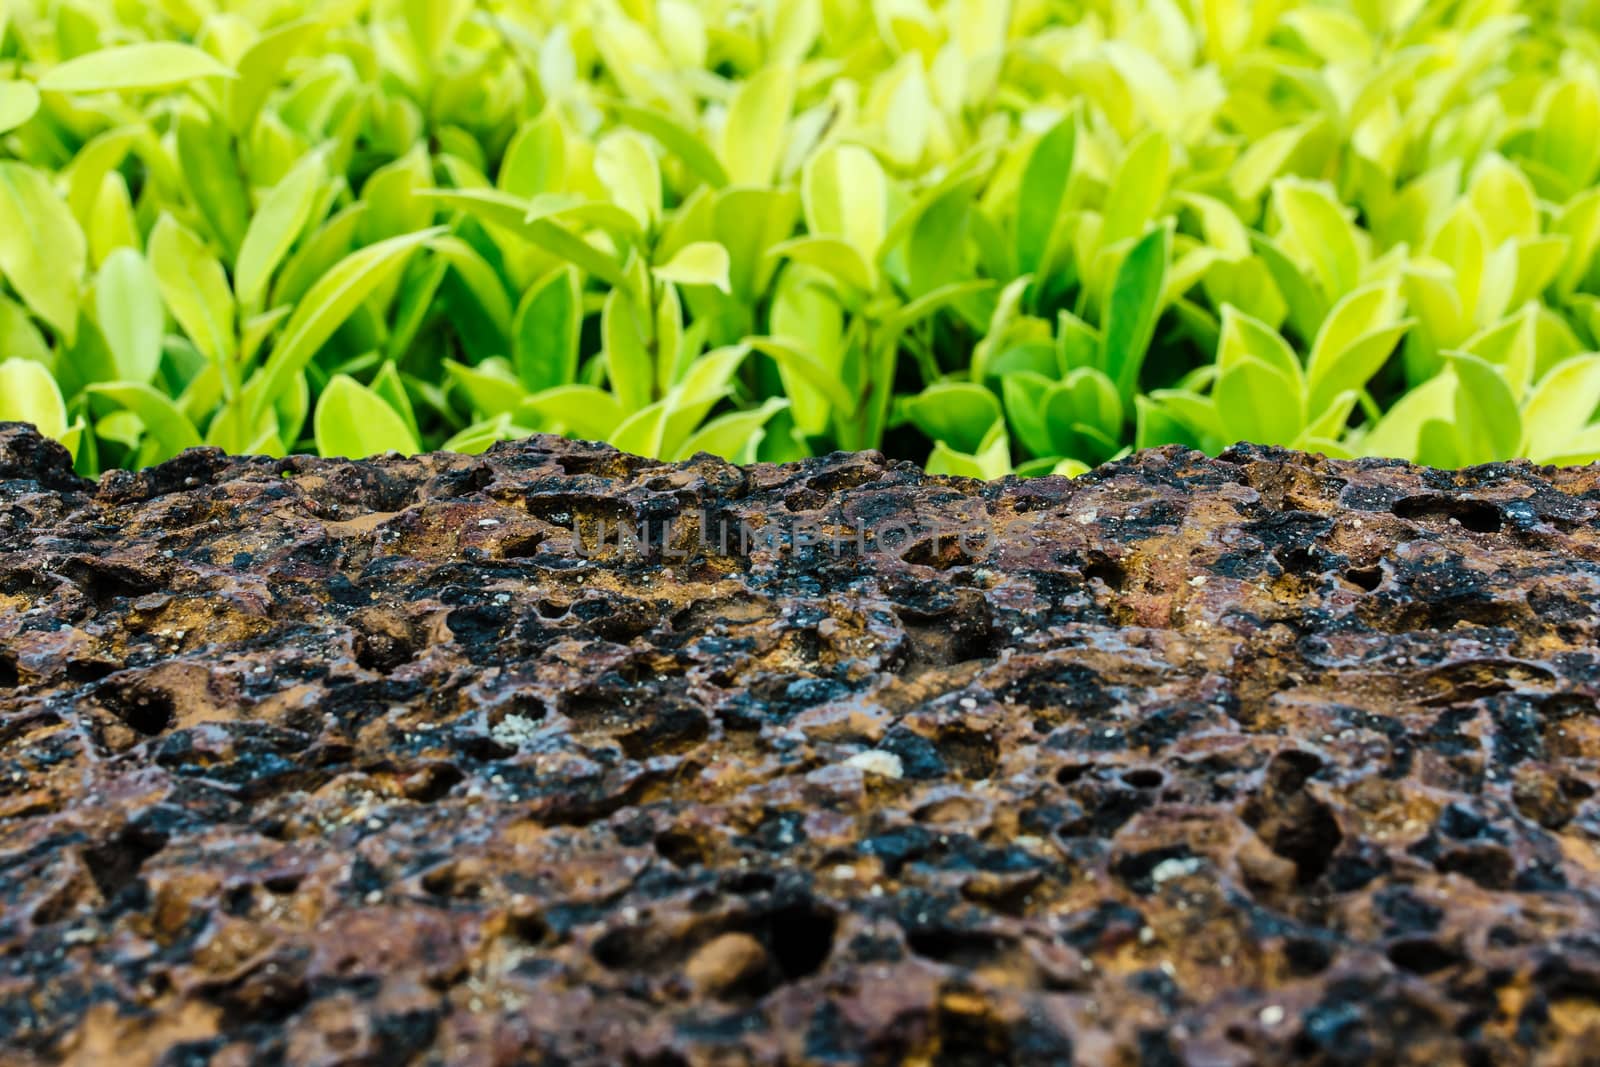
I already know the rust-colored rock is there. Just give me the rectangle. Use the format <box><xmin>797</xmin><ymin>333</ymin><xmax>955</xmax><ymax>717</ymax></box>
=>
<box><xmin>3</xmin><ymin>421</ymin><xmax>1600</xmax><ymax>1064</ymax></box>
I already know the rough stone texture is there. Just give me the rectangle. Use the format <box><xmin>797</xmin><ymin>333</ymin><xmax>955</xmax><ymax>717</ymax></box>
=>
<box><xmin>3</xmin><ymin>420</ymin><xmax>1600</xmax><ymax>1065</ymax></box>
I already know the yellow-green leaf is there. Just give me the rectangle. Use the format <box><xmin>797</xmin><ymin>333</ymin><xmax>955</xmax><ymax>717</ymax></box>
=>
<box><xmin>251</xmin><ymin>229</ymin><xmax>441</xmax><ymax>418</ymax></box>
<box><xmin>95</xmin><ymin>248</ymin><xmax>165</xmax><ymax>386</ymax></box>
<box><xmin>236</xmin><ymin>151</ymin><xmax>326</xmax><ymax>311</ymax></box>
<box><xmin>0</xmin><ymin>163</ymin><xmax>86</xmax><ymax>344</ymax></box>
<box><xmin>654</xmin><ymin>241</ymin><xmax>731</xmax><ymax>293</ymax></box>
<box><xmin>720</xmin><ymin>63</ymin><xmax>795</xmax><ymax>187</ymax></box>
<box><xmin>0</xmin><ymin>81</ymin><xmax>39</xmax><ymax>134</ymax></box>
<box><xmin>149</xmin><ymin>214</ymin><xmax>236</xmax><ymax>371</ymax></box>
<box><xmin>40</xmin><ymin>43</ymin><xmax>237</xmax><ymax>94</ymax></box>
<box><xmin>314</xmin><ymin>374</ymin><xmax>421</xmax><ymax>458</ymax></box>
<box><xmin>0</xmin><ymin>358</ymin><xmax>68</xmax><ymax>442</ymax></box>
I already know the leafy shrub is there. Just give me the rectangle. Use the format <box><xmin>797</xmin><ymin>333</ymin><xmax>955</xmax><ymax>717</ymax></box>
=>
<box><xmin>3</xmin><ymin>0</ymin><xmax>1600</xmax><ymax>474</ymax></box>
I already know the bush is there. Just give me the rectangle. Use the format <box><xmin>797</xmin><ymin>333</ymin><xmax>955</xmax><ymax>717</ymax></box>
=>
<box><xmin>2</xmin><ymin>0</ymin><xmax>1600</xmax><ymax>476</ymax></box>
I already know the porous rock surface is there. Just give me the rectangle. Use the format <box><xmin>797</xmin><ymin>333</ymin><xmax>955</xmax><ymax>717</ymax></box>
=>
<box><xmin>3</xmin><ymin>421</ymin><xmax>1600</xmax><ymax>1065</ymax></box>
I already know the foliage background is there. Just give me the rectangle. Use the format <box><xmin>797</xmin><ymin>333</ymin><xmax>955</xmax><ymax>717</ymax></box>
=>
<box><xmin>3</xmin><ymin>0</ymin><xmax>1600</xmax><ymax>477</ymax></box>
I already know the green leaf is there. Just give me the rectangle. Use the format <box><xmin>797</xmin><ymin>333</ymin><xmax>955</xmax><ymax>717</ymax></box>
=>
<box><xmin>1016</xmin><ymin>114</ymin><xmax>1078</xmax><ymax>277</ymax></box>
<box><xmin>608</xmin><ymin>402</ymin><xmax>669</xmax><ymax>457</ymax></box>
<box><xmin>1251</xmin><ymin>231</ymin><xmax>1329</xmax><ymax>345</ymax></box>
<box><xmin>513</xmin><ymin>267</ymin><xmax>582</xmax><ymax>393</ymax></box>
<box><xmin>95</xmin><ymin>248</ymin><xmax>165</xmax><ymax>386</ymax></box>
<box><xmin>721</xmin><ymin>63</ymin><xmax>795</xmax><ymax>187</ymax></box>
<box><xmin>594</xmin><ymin>130</ymin><xmax>662</xmax><ymax>231</ymax></box>
<box><xmin>768</xmin><ymin>236</ymin><xmax>877</xmax><ymax>295</ymax></box>
<box><xmin>1101</xmin><ymin>129</ymin><xmax>1169</xmax><ymax>251</ymax></box>
<box><xmin>602</xmin><ymin>288</ymin><xmax>654</xmax><ymax>413</ymax></box>
<box><xmin>519</xmin><ymin>385</ymin><xmax>626</xmax><ymax>441</ymax></box>
<box><xmin>251</xmin><ymin>229</ymin><xmax>441</xmax><ymax>420</ymax></box>
<box><xmin>1273</xmin><ymin>178</ymin><xmax>1361</xmax><ymax>302</ymax></box>
<box><xmin>1044</xmin><ymin>368</ymin><xmax>1123</xmax><ymax>460</ymax></box>
<box><xmin>713</xmin><ymin>187</ymin><xmax>801</xmax><ymax>302</ymax></box>
<box><xmin>86</xmin><ymin>382</ymin><xmax>201</xmax><ymax>461</ymax></box>
<box><xmin>39</xmin><ymin>43</ymin><xmax>237</xmax><ymax>94</ymax></box>
<box><xmin>612</xmin><ymin>101</ymin><xmax>730</xmax><ymax>188</ymax></box>
<box><xmin>748</xmin><ymin>336</ymin><xmax>857</xmax><ymax>415</ymax></box>
<box><xmin>1149</xmin><ymin>388</ymin><xmax>1224</xmax><ymax>445</ymax></box>
<box><xmin>655</xmin><ymin>241</ymin><xmax>732</xmax><ymax>293</ymax></box>
<box><xmin>430</xmin><ymin>235</ymin><xmax>514</xmax><ymax>343</ymax></box>
<box><xmin>0</xmin><ymin>358</ymin><xmax>68</xmax><ymax>442</ymax></box>
<box><xmin>1522</xmin><ymin>354</ymin><xmax>1600</xmax><ymax>463</ymax></box>
<box><xmin>315</xmin><ymin>374</ymin><xmax>421</xmax><ymax>459</ymax></box>
<box><xmin>229</xmin><ymin>19</ymin><xmax>324</xmax><ymax>133</ymax></box>
<box><xmin>369</xmin><ymin>362</ymin><xmax>420</xmax><ymax>443</ymax></box>
<box><xmin>1216</xmin><ymin>356</ymin><xmax>1305</xmax><ymax>446</ymax></box>
<box><xmin>1002</xmin><ymin>371</ymin><xmax>1056</xmax><ymax>458</ymax></box>
<box><xmin>176</xmin><ymin>107</ymin><xmax>251</xmax><ymax>259</ymax></box>
<box><xmin>0</xmin><ymin>81</ymin><xmax>40</xmax><ymax>135</ymax></box>
<box><xmin>404</xmin><ymin>0</ymin><xmax>473</xmax><ymax>64</ymax></box>
<box><xmin>500</xmin><ymin>111</ymin><xmax>567</xmax><ymax>199</ymax></box>
<box><xmin>149</xmin><ymin>214</ymin><xmax>236</xmax><ymax>373</ymax></box>
<box><xmin>675</xmin><ymin>397</ymin><xmax>790</xmax><ymax>462</ymax></box>
<box><xmin>424</xmin><ymin>189</ymin><xmax>630</xmax><ymax>291</ymax></box>
<box><xmin>0</xmin><ymin>295</ymin><xmax>52</xmax><ymax>370</ymax></box>
<box><xmin>1100</xmin><ymin>223</ymin><xmax>1171</xmax><ymax>403</ymax></box>
<box><xmin>1448</xmin><ymin>352</ymin><xmax>1521</xmax><ymax>465</ymax></box>
<box><xmin>927</xmin><ymin>425</ymin><xmax>1012</xmax><ymax>480</ymax></box>
<box><xmin>444</xmin><ymin>357</ymin><xmax>528</xmax><ymax>418</ymax></box>
<box><xmin>905</xmin><ymin>382</ymin><xmax>1003</xmax><ymax>454</ymax></box>
<box><xmin>908</xmin><ymin>178</ymin><xmax>975</xmax><ymax>298</ymax></box>
<box><xmin>236</xmin><ymin>151</ymin><xmax>326</xmax><ymax>311</ymax></box>
<box><xmin>1306</xmin><ymin>283</ymin><xmax>1409</xmax><ymax>412</ymax></box>
<box><xmin>803</xmin><ymin>143</ymin><xmax>888</xmax><ymax>263</ymax></box>
<box><xmin>0</xmin><ymin>162</ymin><xmax>86</xmax><ymax>344</ymax></box>
<box><xmin>1360</xmin><ymin>373</ymin><xmax>1456</xmax><ymax>460</ymax></box>
<box><xmin>443</xmin><ymin>414</ymin><xmax>527</xmax><ymax>455</ymax></box>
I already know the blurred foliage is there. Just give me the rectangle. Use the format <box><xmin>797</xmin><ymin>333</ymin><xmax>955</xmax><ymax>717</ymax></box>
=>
<box><xmin>3</xmin><ymin>0</ymin><xmax>1600</xmax><ymax>475</ymax></box>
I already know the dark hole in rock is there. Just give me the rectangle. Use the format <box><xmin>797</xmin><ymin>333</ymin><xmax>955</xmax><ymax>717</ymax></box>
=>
<box><xmin>97</xmin><ymin>678</ymin><xmax>176</xmax><ymax>735</ymax></box>
<box><xmin>1121</xmin><ymin>768</ymin><xmax>1163</xmax><ymax>789</ymax></box>
<box><xmin>1435</xmin><ymin>844</ymin><xmax>1514</xmax><ymax>890</ymax></box>
<box><xmin>897</xmin><ymin>590</ymin><xmax>996</xmax><ymax>668</ymax></box>
<box><xmin>906</xmin><ymin>928</ymin><xmax>1012</xmax><ymax>968</ymax></box>
<box><xmin>1112</xmin><ymin>845</ymin><xmax>1196</xmax><ymax>895</ymax></box>
<box><xmin>932</xmin><ymin>994</ymin><xmax>1023</xmax><ymax>1065</ymax></box>
<box><xmin>421</xmin><ymin>860</ymin><xmax>484</xmax><ymax>900</ymax></box>
<box><xmin>1261</xmin><ymin>798</ymin><xmax>1341</xmax><ymax>884</ymax></box>
<box><xmin>0</xmin><ymin>653</ymin><xmax>16</xmax><ymax>689</ymax></box>
<box><xmin>1393</xmin><ymin>496</ymin><xmax>1503</xmax><ymax>534</ymax></box>
<box><xmin>1265</xmin><ymin>749</ymin><xmax>1326</xmax><ymax>793</ymax></box>
<box><xmin>500</xmin><ymin>533</ymin><xmax>547</xmax><ymax>559</ymax></box>
<box><xmin>937</xmin><ymin>726</ymin><xmax>999</xmax><ymax>780</ymax></box>
<box><xmin>401</xmin><ymin>763</ymin><xmax>465</xmax><ymax>803</ymax></box>
<box><xmin>353</xmin><ymin>629</ymin><xmax>416</xmax><ymax>674</ymax></box>
<box><xmin>535</xmin><ymin>598</ymin><xmax>570</xmax><ymax>620</ymax></box>
<box><xmin>508</xmin><ymin>909</ymin><xmax>550</xmax><ymax>946</ymax></box>
<box><xmin>1386</xmin><ymin>937</ymin><xmax>1463</xmax><ymax>975</ymax></box>
<box><xmin>264</xmin><ymin>873</ymin><xmax>305</xmax><ymax>894</ymax></box>
<box><xmin>763</xmin><ymin>900</ymin><xmax>838</xmax><ymax>981</ymax></box>
<box><xmin>83</xmin><ymin>826</ymin><xmax>166</xmax><ymax>900</ymax></box>
<box><xmin>1345</xmin><ymin>566</ymin><xmax>1383</xmax><ymax>592</ymax></box>
<box><xmin>1055</xmin><ymin>763</ymin><xmax>1094</xmax><ymax>785</ymax></box>
<box><xmin>1081</xmin><ymin>554</ymin><xmax>1126</xmax><ymax>591</ymax></box>
<box><xmin>56</xmin><ymin>557</ymin><xmax>161</xmax><ymax>607</ymax></box>
<box><xmin>614</xmin><ymin>703</ymin><xmax>710</xmax><ymax>760</ymax></box>
<box><xmin>901</xmin><ymin>535</ymin><xmax>979</xmax><ymax>571</ymax></box>
<box><xmin>656</xmin><ymin>829</ymin><xmax>711</xmax><ymax>869</ymax></box>
<box><xmin>1244</xmin><ymin>756</ymin><xmax>1341</xmax><ymax>885</ymax></box>
<box><xmin>1284</xmin><ymin>937</ymin><xmax>1334</xmax><ymax>976</ymax></box>
<box><xmin>65</xmin><ymin>658</ymin><xmax>120</xmax><ymax>684</ymax></box>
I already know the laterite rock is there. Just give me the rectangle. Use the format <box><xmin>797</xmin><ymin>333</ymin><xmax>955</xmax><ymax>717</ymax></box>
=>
<box><xmin>3</xmin><ymin>422</ymin><xmax>1600</xmax><ymax>1064</ymax></box>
